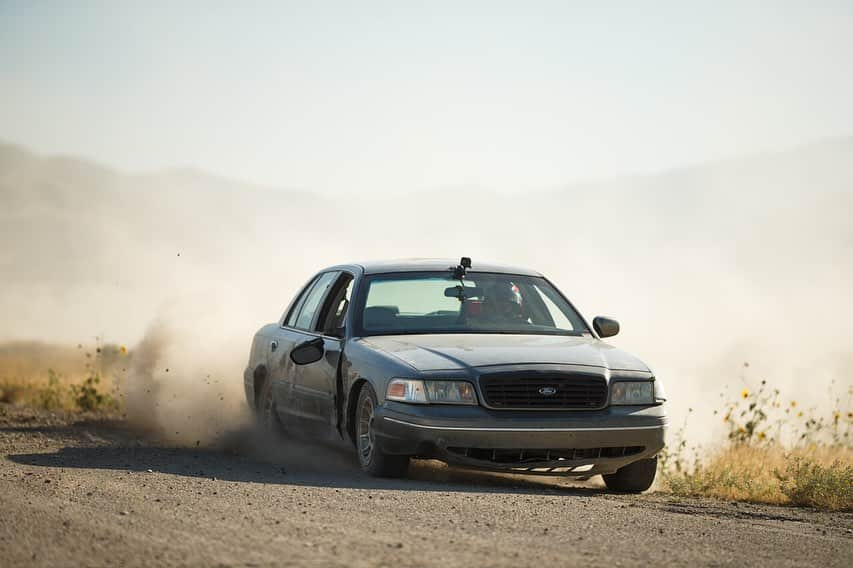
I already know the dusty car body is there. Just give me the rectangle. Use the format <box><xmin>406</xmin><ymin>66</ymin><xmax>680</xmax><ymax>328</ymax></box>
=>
<box><xmin>244</xmin><ymin>258</ymin><xmax>667</xmax><ymax>491</ymax></box>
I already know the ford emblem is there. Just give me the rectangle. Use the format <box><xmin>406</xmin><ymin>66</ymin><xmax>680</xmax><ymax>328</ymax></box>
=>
<box><xmin>538</xmin><ymin>386</ymin><xmax>557</xmax><ymax>396</ymax></box>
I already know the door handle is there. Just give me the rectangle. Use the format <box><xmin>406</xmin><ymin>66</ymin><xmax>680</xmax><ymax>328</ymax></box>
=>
<box><xmin>270</xmin><ymin>340</ymin><xmax>278</xmax><ymax>352</ymax></box>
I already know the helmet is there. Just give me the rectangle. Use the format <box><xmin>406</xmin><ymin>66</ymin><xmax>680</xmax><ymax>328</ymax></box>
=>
<box><xmin>490</xmin><ymin>282</ymin><xmax>522</xmax><ymax>306</ymax></box>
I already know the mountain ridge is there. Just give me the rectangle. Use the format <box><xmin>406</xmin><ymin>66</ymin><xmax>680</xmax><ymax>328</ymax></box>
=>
<box><xmin>3</xmin><ymin>135</ymin><xmax>852</xmax><ymax>198</ymax></box>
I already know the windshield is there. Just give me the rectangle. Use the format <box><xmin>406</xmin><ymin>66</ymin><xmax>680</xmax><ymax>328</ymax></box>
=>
<box><xmin>356</xmin><ymin>271</ymin><xmax>590</xmax><ymax>336</ymax></box>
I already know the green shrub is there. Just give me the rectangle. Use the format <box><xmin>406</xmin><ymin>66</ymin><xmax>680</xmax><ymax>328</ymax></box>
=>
<box><xmin>777</xmin><ymin>458</ymin><xmax>853</xmax><ymax>512</ymax></box>
<box><xmin>38</xmin><ymin>368</ymin><xmax>66</xmax><ymax>410</ymax></box>
<box><xmin>71</xmin><ymin>373</ymin><xmax>114</xmax><ymax>412</ymax></box>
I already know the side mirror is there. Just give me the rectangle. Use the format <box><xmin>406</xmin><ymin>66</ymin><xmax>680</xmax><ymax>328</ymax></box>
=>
<box><xmin>593</xmin><ymin>316</ymin><xmax>620</xmax><ymax>338</ymax></box>
<box><xmin>290</xmin><ymin>337</ymin><xmax>325</xmax><ymax>365</ymax></box>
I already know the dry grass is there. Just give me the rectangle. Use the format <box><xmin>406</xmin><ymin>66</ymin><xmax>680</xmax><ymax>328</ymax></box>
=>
<box><xmin>0</xmin><ymin>340</ymin><xmax>123</xmax><ymax>411</ymax></box>
<box><xmin>662</xmin><ymin>444</ymin><xmax>853</xmax><ymax>511</ymax></box>
<box><xmin>661</xmin><ymin>365</ymin><xmax>852</xmax><ymax>511</ymax></box>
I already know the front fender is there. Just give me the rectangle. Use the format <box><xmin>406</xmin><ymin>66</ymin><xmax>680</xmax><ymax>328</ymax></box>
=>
<box><xmin>340</xmin><ymin>337</ymin><xmax>420</xmax><ymax>443</ymax></box>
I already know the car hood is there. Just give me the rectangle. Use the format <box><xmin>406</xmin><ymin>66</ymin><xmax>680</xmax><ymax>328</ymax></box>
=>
<box><xmin>361</xmin><ymin>334</ymin><xmax>650</xmax><ymax>372</ymax></box>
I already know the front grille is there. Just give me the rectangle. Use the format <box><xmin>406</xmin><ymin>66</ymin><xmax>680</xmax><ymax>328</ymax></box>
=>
<box><xmin>447</xmin><ymin>446</ymin><xmax>645</xmax><ymax>464</ymax></box>
<box><xmin>479</xmin><ymin>372</ymin><xmax>607</xmax><ymax>409</ymax></box>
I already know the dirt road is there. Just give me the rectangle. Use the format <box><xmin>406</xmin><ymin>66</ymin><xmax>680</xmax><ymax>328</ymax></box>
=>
<box><xmin>1</xmin><ymin>405</ymin><xmax>850</xmax><ymax>567</ymax></box>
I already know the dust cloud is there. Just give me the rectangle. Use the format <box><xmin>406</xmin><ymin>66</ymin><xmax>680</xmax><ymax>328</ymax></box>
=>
<box><xmin>118</xmin><ymin>318</ymin><xmax>250</xmax><ymax>447</ymax></box>
<box><xmin>1</xmin><ymin>138</ymin><xmax>851</xmax><ymax>447</ymax></box>
<box><xmin>113</xmin><ymin>305</ymin><xmax>358</xmax><ymax>473</ymax></box>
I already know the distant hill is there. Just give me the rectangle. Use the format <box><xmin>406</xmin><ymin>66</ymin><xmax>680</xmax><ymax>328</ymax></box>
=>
<box><xmin>2</xmin><ymin>136</ymin><xmax>851</xmax><ymax>300</ymax></box>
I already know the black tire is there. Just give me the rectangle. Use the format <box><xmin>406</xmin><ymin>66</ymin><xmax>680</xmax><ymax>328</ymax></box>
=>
<box><xmin>355</xmin><ymin>384</ymin><xmax>409</xmax><ymax>478</ymax></box>
<box><xmin>257</xmin><ymin>378</ymin><xmax>286</xmax><ymax>437</ymax></box>
<box><xmin>602</xmin><ymin>456</ymin><xmax>658</xmax><ymax>493</ymax></box>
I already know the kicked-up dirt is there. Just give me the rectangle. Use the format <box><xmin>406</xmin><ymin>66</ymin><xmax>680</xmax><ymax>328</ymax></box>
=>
<box><xmin>0</xmin><ymin>403</ymin><xmax>851</xmax><ymax>567</ymax></box>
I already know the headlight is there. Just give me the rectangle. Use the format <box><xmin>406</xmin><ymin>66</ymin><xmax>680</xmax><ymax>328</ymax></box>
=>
<box><xmin>424</xmin><ymin>380</ymin><xmax>478</xmax><ymax>405</ymax></box>
<box><xmin>610</xmin><ymin>381</ymin><xmax>654</xmax><ymax>405</ymax></box>
<box><xmin>386</xmin><ymin>379</ymin><xmax>477</xmax><ymax>405</ymax></box>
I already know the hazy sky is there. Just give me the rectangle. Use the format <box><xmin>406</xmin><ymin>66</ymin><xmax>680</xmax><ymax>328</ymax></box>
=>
<box><xmin>2</xmin><ymin>1</ymin><xmax>852</xmax><ymax>193</ymax></box>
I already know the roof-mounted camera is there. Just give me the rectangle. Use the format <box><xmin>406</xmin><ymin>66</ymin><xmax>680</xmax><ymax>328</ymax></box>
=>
<box><xmin>453</xmin><ymin>257</ymin><xmax>472</xmax><ymax>279</ymax></box>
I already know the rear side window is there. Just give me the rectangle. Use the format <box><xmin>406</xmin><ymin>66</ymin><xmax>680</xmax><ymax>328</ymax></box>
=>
<box><xmin>285</xmin><ymin>275</ymin><xmax>321</xmax><ymax>327</ymax></box>
<box><xmin>292</xmin><ymin>272</ymin><xmax>339</xmax><ymax>331</ymax></box>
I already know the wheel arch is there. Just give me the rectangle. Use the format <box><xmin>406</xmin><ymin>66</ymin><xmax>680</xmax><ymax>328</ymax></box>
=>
<box><xmin>345</xmin><ymin>378</ymin><xmax>370</xmax><ymax>445</ymax></box>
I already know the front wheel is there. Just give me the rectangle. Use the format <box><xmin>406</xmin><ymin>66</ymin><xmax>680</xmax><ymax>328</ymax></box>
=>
<box><xmin>602</xmin><ymin>456</ymin><xmax>658</xmax><ymax>493</ymax></box>
<box><xmin>355</xmin><ymin>384</ymin><xmax>409</xmax><ymax>478</ymax></box>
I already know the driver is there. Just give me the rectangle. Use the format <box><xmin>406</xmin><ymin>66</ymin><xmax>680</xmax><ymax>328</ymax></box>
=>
<box><xmin>483</xmin><ymin>282</ymin><xmax>527</xmax><ymax>323</ymax></box>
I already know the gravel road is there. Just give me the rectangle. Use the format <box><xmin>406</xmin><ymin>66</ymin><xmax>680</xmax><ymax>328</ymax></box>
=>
<box><xmin>1</xmin><ymin>405</ymin><xmax>851</xmax><ymax>567</ymax></box>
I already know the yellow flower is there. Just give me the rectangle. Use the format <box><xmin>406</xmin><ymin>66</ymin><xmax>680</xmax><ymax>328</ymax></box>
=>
<box><xmin>723</xmin><ymin>414</ymin><xmax>730</xmax><ymax>423</ymax></box>
<box><xmin>119</xmin><ymin>345</ymin><xmax>128</xmax><ymax>356</ymax></box>
<box><xmin>757</xmin><ymin>431</ymin><xmax>766</xmax><ymax>441</ymax></box>
<box><xmin>797</xmin><ymin>411</ymin><xmax>803</xmax><ymax>418</ymax></box>
<box><xmin>790</xmin><ymin>400</ymin><xmax>797</xmax><ymax>408</ymax></box>
<box><xmin>740</xmin><ymin>389</ymin><xmax>750</xmax><ymax>399</ymax></box>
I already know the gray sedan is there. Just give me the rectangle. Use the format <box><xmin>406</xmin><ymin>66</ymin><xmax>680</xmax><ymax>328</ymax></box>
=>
<box><xmin>244</xmin><ymin>258</ymin><xmax>667</xmax><ymax>492</ymax></box>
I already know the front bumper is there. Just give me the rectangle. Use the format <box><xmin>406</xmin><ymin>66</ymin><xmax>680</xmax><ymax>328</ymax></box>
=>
<box><xmin>375</xmin><ymin>402</ymin><xmax>667</xmax><ymax>476</ymax></box>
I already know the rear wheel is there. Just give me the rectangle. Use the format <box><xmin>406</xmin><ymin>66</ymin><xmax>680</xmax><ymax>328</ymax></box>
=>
<box><xmin>257</xmin><ymin>378</ymin><xmax>286</xmax><ymax>437</ymax></box>
<box><xmin>602</xmin><ymin>456</ymin><xmax>658</xmax><ymax>493</ymax></box>
<box><xmin>355</xmin><ymin>384</ymin><xmax>409</xmax><ymax>478</ymax></box>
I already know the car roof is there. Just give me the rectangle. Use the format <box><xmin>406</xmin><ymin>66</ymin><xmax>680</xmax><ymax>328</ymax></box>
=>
<box><xmin>323</xmin><ymin>258</ymin><xmax>543</xmax><ymax>277</ymax></box>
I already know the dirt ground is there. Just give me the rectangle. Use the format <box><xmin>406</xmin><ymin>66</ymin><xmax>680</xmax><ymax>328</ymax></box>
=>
<box><xmin>1</xmin><ymin>404</ymin><xmax>851</xmax><ymax>567</ymax></box>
